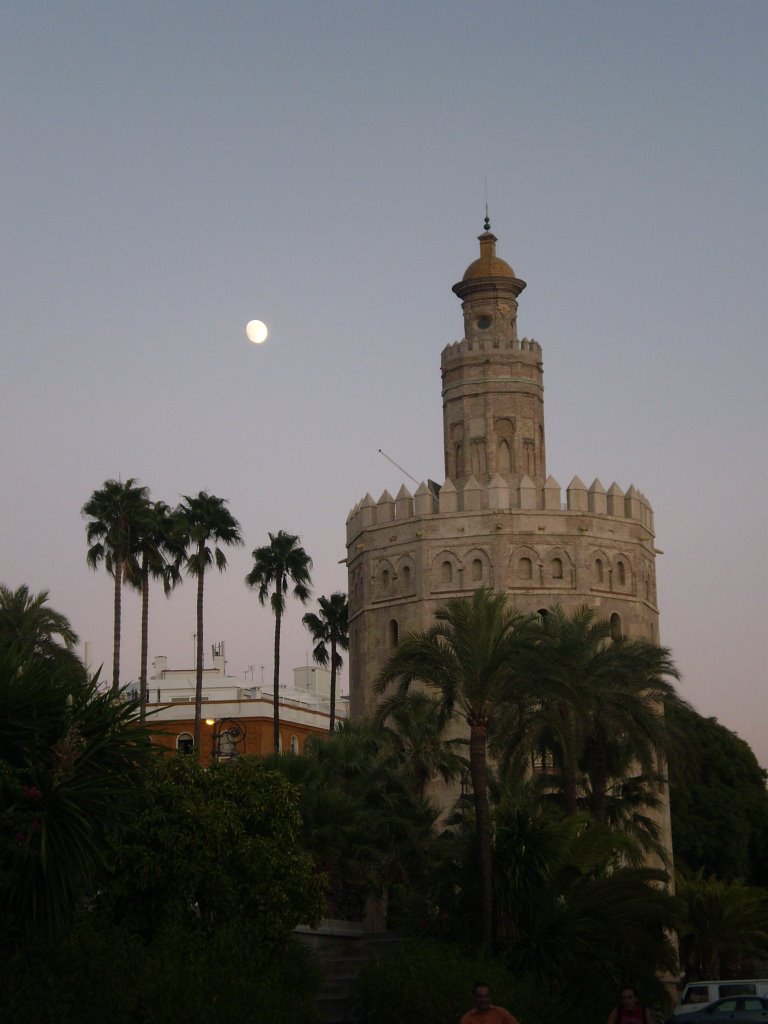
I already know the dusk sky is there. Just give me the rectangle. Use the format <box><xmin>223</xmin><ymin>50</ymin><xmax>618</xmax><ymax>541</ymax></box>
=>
<box><xmin>2</xmin><ymin>2</ymin><xmax>766</xmax><ymax>764</ymax></box>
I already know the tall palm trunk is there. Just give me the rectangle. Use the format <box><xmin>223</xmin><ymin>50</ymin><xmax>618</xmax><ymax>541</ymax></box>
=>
<box><xmin>588</xmin><ymin>729</ymin><xmax>609</xmax><ymax>823</ymax></box>
<box><xmin>559</xmin><ymin>705</ymin><xmax>579</xmax><ymax>816</ymax></box>
<box><xmin>112</xmin><ymin>557</ymin><xmax>123</xmax><ymax>692</ymax></box>
<box><xmin>273</xmin><ymin>605</ymin><xmax>282</xmax><ymax>753</ymax></box>
<box><xmin>193</xmin><ymin>550</ymin><xmax>205</xmax><ymax>761</ymax></box>
<box><xmin>329</xmin><ymin>635</ymin><xmax>337</xmax><ymax>733</ymax></box>
<box><xmin>139</xmin><ymin>554</ymin><xmax>149</xmax><ymax>722</ymax></box>
<box><xmin>469</xmin><ymin>720</ymin><xmax>493</xmax><ymax>956</ymax></box>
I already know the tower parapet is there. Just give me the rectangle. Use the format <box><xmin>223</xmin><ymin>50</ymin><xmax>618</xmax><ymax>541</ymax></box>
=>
<box><xmin>347</xmin><ymin>474</ymin><xmax>654</xmax><ymax>543</ymax></box>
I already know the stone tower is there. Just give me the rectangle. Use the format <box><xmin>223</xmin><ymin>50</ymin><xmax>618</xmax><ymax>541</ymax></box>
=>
<box><xmin>345</xmin><ymin>220</ymin><xmax>672</xmax><ymax>862</ymax></box>
<box><xmin>346</xmin><ymin>223</ymin><xmax>662</xmax><ymax>723</ymax></box>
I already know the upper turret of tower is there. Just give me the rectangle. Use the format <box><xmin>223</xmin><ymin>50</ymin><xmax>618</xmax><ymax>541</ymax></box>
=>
<box><xmin>452</xmin><ymin>220</ymin><xmax>527</xmax><ymax>344</ymax></box>
<box><xmin>442</xmin><ymin>221</ymin><xmax>546</xmax><ymax>487</ymax></box>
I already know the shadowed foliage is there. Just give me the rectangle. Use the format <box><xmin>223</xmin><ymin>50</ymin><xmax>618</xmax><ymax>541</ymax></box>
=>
<box><xmin>0</xmin><ymin>652</ymin><xmax>154</xmax><ymax>946</ymax></box>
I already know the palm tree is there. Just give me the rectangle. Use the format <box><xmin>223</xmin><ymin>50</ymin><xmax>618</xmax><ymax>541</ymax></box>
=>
<box><xmin>376</xmin><ymin>588</ymin><xmax>538</xmax><ymax>954</ymax></box>
<box><xmin>126</xmin><ymin>501</ymin><xmax>184</xmax><ymax>722</ymax></box>
<box><xmin>270</xmin><ymin>721</ymin><xmax>438</xmax><ymax>925</ymax></box>
<box><xmin>82</xmin><ymin>478</ymin><xmax>150</xmax><ymax>691</ymax></box>
<box><xmin>0</xmin><ymin>584</ymin><xmax>84</xmax><ymax>676</ymax></box>
<box><xmin>518</xmin><ymin>605</ymin><xmax>682</xmax><ymax>824</ymax></box>
<box><xmin>302</xmin><ymin>592</ymin><xmax>349</xmax><ymax>733</ymax></box>
<box><xmin>491</xmin><ymin>796</ymin><xmax>677</xmax><ymax>1005</ymax></box>
<box><xmin>0</xmin><ymin>649</ymin><xmax>153</xmax><ymax>942</ymax></box>
<box><xmin>176</xmin><ymin>492</ymin><xmax>243</xmax><ymax>759</ymax></box>
<box><xmin>245</xmin><ymin>531</ymin><xmax>312</xmax><ymax>754</ymax></box>
<box><xmin>374</xmin><ymin>689</ymin><xmax>467</xmax><ymax>799</ymax></box>
<box><xmin>676</xmin><ymin>870</ymin><xmax>768</xmax><ymax>980</ymax></box>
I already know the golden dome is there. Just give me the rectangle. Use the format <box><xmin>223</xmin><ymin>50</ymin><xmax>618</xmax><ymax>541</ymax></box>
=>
<box><xmin>462</xmin><ymin>231</ymin><xmax>516</xmax><ymax>281</ymax></box>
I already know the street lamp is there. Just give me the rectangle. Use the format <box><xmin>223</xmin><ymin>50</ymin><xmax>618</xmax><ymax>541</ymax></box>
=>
<box><xmin>205</xmin><ymin>717</ymin><xmax>246</xmax><ymax>762</ymax></box>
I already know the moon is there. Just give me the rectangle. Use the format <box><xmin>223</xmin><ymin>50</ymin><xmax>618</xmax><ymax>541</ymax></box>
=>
<box><xmin>246</xmin><ymin>319</ymin><xmax>268</xmax><ymax>344</ymax></box>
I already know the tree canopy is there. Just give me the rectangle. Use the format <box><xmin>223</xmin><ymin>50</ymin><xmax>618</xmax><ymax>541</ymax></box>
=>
<box><xmin>667</xmin><ymin>702</ymin><xmax>768</xmax><ymax>886</ymax></box>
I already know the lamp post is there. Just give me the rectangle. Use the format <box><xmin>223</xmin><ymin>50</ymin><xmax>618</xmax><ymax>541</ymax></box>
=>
<box><xmin>204</xmin><ymin>717</ymin><xmax>246</xmax><ymax>763</ymax></box>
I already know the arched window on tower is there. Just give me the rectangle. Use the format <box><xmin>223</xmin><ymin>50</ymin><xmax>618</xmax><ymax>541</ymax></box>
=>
<box><xmin>403</xmin><ymin>565</ymin><xmax>411</xmax><ymax>587</ymax></box>
<box><xmin>551</xmin><ymin>557</ymin><xmax>563</xmax><ymax>580</ymax></box>
<box><xmin>388</xmin><ymin>619</ymin><xmax>399</xmax><ymax>648</ymax></box>
<box><xmin>537</xmin><ymin>608</ymin><xmax>549</xmax><ymax>624</ymax></box>
<box><xmin>617</xmin><ymin>561</ymin><xmax>626</xmax><ymax>587</ymax></box>
<box><xmin>381</xmin><ymin>569</ymin><xmax>390</xmax><ymax>591</ymax></box>
<box><xmin>595</xmin><ymin>558</ymin><xmax>605</xmax><ymax>584</ymax></box>
<box><xmin>472</xmin><ymin>558</ymin><xmax>483</xmax><ymax>582</ymax></box>
<box><xmin>441</xmin><ymin>560</ymin><xmax>453</xmax><ymax>584</ymax></box>
<box><xmin>497</xmin><ymin>440</ymin><xmax>511</xmax><ymax>475</ymax></box>
<box><xmin>610</xmin><ymin>613</ymin><xmax>623</xmax><ymax>641</ymax></box>
<box><xmin>518</xmin><ymin>557</ymin><xmax>532</xmax><ymax>581</ymax></box>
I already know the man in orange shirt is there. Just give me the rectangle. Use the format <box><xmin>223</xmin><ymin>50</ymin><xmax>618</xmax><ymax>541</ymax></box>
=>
<box><xmin>460</xmin><ymin>981</ymin><xmax>520</xmax><ymax>1024</ymax></box>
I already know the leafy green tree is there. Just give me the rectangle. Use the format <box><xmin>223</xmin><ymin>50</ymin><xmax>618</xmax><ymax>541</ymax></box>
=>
<box><xmin>103</xmin><ymin>755</ymin><xmax>325</xmax><ymax>947</ymax></box>
<box><xmin>0</xmin><ymin>584</ymin><xmax>84</xmax><ymax>677</ymax></box>
<box><xmin>82</xmin><ymin>478</ymin><xmax>150</xmax><ymax>690</ymax></box>
<box><xmin>377</xmin><ymin>589</ymin><xmax>537</xmax><ymax>954</ymax></box>
<box><xmin>176</xmin><ymin>492</ymin><xmax>243</xmax><ymax>759</ymax></box>
<box><xmin>676</xmin><ymin>870</ymin><xmax>768</xmax><ymax>979</ymax></box>
<box><xmin>246</xmin><ymin>531</ymin><xmax>312</xmax><ymax>754</ymax></box>
<box><xmin>667</xmin><ymin>703</ymin><xmax>768</xmax><ymax>885</ymax></box>
<box><xmin>302</xmin><ymin>592</ymin><xmax>349</xmax><ymax>733</ymax></box>
<box><xmin>0</xmin><ymin>651</ymin><xmax>153</xmax><ymax>945</ymax></box>
<box><xmin>126</xmin><ymin>500</ymin><xmax>184</xmax><ymax>721</ymax></box>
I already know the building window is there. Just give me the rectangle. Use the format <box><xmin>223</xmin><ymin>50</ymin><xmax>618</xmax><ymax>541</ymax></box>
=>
<box><xmin>381</xmin><ymin>569</ymin><xmax>390</xmax><ymax>590</ymax></box>
<box><xmin>177</xmin><ymin>733</ymin><xmax>194</xmax><ymax>755</ymax></box>
<box><xmin>551</xmin><ymin>557</ymin><xmax>563</xmax><ymax>580</ymax></box>
<box><xmin>537</xmin><ymin>608</ymin><xmax>549</xmax><ymax>624</ymax></box>
<box><xmin>617</xmin><ymin>561</ymin><xmax>626</xmax><ymax>586</ymax></box>
<box><xmin>595</xmin><ymin>558</ymin><xmax>604</xmax><ymax>584</ymax></box>
<box><xmin>519</xmin><ymin>557</ymin><xmax>532</xmax><ymax>581</ymax></box>
<box><xmin>610</xmin><ymin>613</ymin><xmax>623</xmax><ymax>641</ymax></box>
<box><xmin>219</xmin><ymin>728</ymin><xmax>238</xmax><ymax>759</ymax></box>
<box><xmin>472</xmin><ymin>558</ymin><xmax>483</xmax><ymax>581</ymax></box>
<box><xmin>402</xmin><ymin>564</ymin><xmax>411</xmax><ymax>587</ymax></box>
<box><xmin>388</xmin><ymin>619</ymin><xmax>399</xmax><ymax>648</ymax></box>
<box><xmin>290</xmin><ymin>735</ymin><xmax>299</xmax><ymax>754</ymax></box>
<box><xmin>441</xmin><ymin>560</ymin><xmax>453</xmax><ymax>584</ymax></box>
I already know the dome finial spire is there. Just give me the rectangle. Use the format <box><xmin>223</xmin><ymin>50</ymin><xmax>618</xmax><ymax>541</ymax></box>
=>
<box><xmin>484</xmin><ymin>200</ymin><xmax>491</xmax><ymax>233</ymax></box>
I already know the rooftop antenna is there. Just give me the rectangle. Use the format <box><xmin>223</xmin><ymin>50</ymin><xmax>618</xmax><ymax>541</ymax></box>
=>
<box><xmin>378</xmin><ymin>449</ymin><xmax>420</xmax><ymax>487</ymax></box>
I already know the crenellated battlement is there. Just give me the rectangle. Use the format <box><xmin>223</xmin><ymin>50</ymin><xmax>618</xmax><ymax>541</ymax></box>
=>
<box><xmin>347</xmin><ymin>473</ymin><xmax>654</xmax><ymax>544</ymax></box>
<box><xmin>441</xmin><ymin>336</ymin><xmax>542</xmax><ymax>363</ymax></box>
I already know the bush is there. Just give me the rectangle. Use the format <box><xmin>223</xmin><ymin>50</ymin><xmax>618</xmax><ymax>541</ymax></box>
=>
<box><xmin>1</xmin><ymin>913</ymin><xmax>322</xmax><ymax>1024</ymax></box>
<box><xmin>354</xmin><ymin>939</ymin><xmax>565</xmax><ymax>1024</ymax></box>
